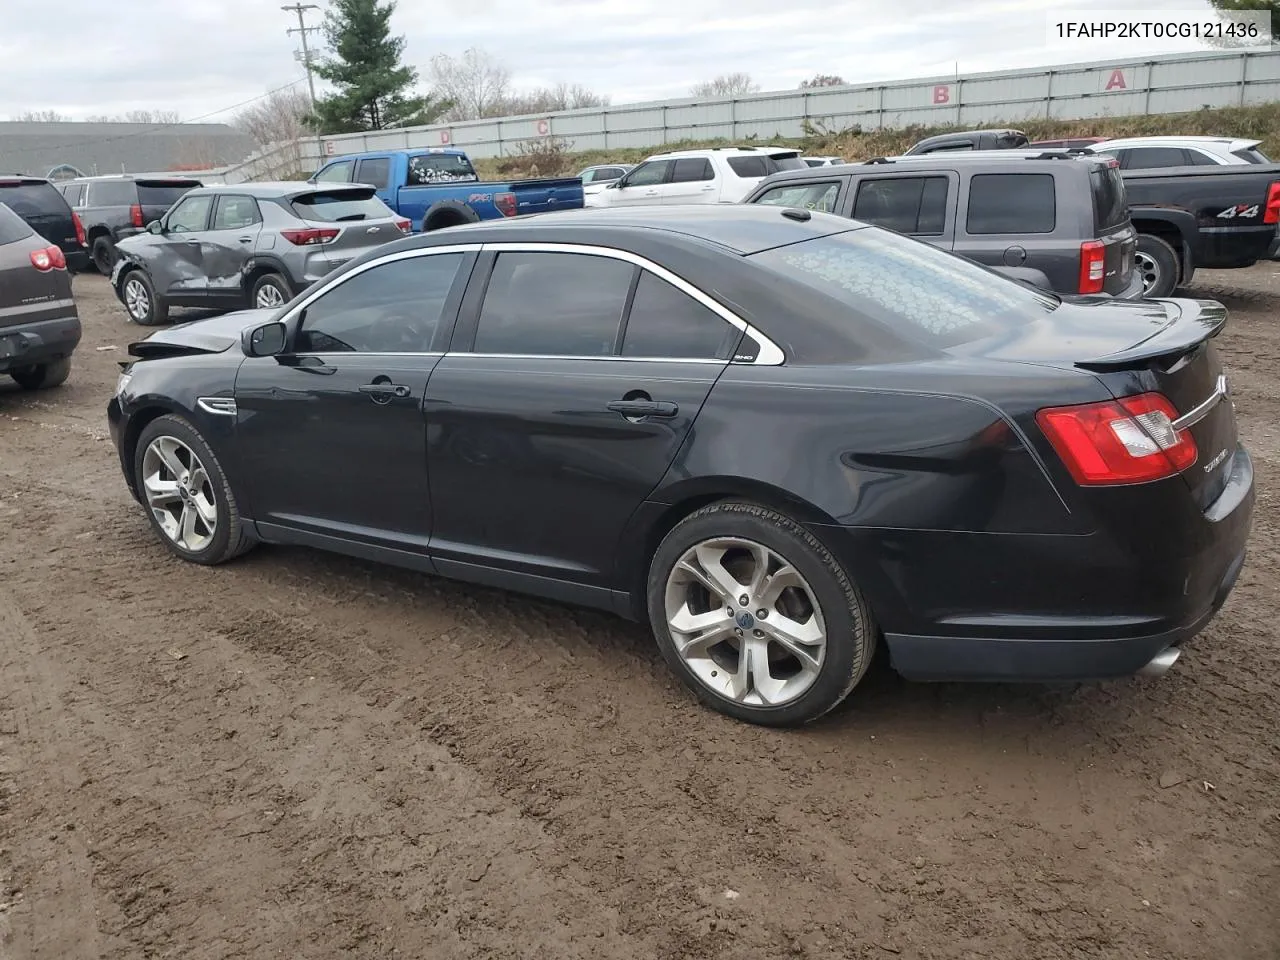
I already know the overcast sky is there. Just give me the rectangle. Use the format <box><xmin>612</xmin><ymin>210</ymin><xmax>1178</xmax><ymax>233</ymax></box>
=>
<box><xmin>0</xmin><ymin>0</ymin><xmax>1250</xmax><ymax>122</ymax></box>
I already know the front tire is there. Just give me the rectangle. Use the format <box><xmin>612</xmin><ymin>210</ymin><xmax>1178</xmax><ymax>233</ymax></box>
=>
<box><xmin>647</xmin><ymin>501</ymin><xmax>875</xmax><ymax>727</ymax></box>
<box><xmin>250</xmin><ymin>272</ymin><xmax>291</xmax><ymax>310</ymax></box>
<box><xmin>133</xmin><ymin>414</ymin><xmax>255</xmax><ymax>565</ymax></box>
<box><xmin>91</xmin><ymin>236</ymin><xmax>118</xmax><ymax>275</ymax></box>
<box><xmin>121</xmin><ymin>270</ymin><xmax>168</xmax><ymax>326</ymax></box>
<box><xmin>10</xmin><ymin>358</ymin><xmax>71</xmax><ymax>390</ymax></box>
<box><xmin>1136</xmin><ymin>234</ymin><xmax>1180</xmax><ymax>298</ymax></box>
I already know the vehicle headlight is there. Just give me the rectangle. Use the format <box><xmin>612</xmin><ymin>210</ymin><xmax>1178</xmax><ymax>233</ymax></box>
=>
<box><xmin>115</xmin><ymin>371</ymin><xmax>132</xmax><ymax>397</ymax></box>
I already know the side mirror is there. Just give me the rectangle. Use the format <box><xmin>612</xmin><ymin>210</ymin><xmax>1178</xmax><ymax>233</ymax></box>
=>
<box><xmin>243</xmin><ymin>321</ymin><xmax>287</xmax><ymax>357</ymax></box>
<box><xmin>147</xmin><ymin>220</ymin><xmax>164</xmax><ymax>234</ymax></box>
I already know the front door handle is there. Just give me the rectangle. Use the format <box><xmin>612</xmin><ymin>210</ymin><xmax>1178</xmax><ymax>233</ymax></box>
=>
<box><xmin>607</xmin><ymin>399</ymin><xmax>678</xmax><ymax>418</ymax></box>
<box><xmin>185</xmin><ymin>239</ymin><xmax>201</xmax><ymax>246</ymax></box>
<box><xmin>359</xmin><ymin>382</ymin><xmax>411</xmax><ymax>399</ymax></box>
<box><xmin>238</xmin><ymin>236</ymin><xmax>253</xmax><ymax>243</ymax></box>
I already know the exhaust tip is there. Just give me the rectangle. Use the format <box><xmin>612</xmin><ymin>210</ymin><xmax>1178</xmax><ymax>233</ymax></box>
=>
<box><xmin>1138</xmin><ymin>647</ymin><xmax>1181</xmax><ymax>678</ymax></box>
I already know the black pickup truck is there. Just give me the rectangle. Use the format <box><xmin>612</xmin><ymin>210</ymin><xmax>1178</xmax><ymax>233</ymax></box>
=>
<box><xmin>1121</xmin><ymin>164</ymin><xmax>1280</xmax><ymax>296</ymax></box>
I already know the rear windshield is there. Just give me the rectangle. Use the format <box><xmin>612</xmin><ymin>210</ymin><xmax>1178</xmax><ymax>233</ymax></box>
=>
<box><xmin>1232</xmin><ymin>146</ymin><xmax>1270</xmax><ymax>163</ymax></box>
<box><xmin>748</xmin><ymin>228</ymin><xmax>1058</xmax><ymax>348</ymax></box>
<box><xmin>407</xmin><ymin>153</ymin><xmax>478</xmax><ymax>184</ymax></box>
<box><xmin>1090</xmin><ymin>164</ymin><xmax>1129</xmax><ymax>230</ymax></box>
<box><xmin>768</xmin><ymin>153</ymin><xmax>808</xmax><ymax>172</ymax></box>
<box><xmin>137</xmin><ymin>182</ymin><xmax>199</xmax><ymax>207</ymax></box>
<box><xmin>0</xmin><ymin>202</ymin><xmax>34</xmax><ymax>245</ymax></box>
<box><xmin>291</xmin><ymin>189</ymin><xmax>392</xmax><ymax>222</ymax></box>
<box><xmin>0</xmin><ymin>181</ymin><xmax>69</xmax><ymax>219</ymax></box>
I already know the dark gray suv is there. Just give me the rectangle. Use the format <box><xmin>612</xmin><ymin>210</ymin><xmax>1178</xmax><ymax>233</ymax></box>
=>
<box><xmin>744</xmin><ymin>151</ymin><xmax>1143</xmax><ymax>299</ymax></box>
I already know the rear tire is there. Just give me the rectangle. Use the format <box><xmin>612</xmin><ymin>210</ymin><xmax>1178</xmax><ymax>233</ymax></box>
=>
<box><xmin>249</xmin><ymin>272</ymin><xmax>292</xmax><ymax>310</ymax></box>
<box><xmin>10</xmin><ymin>358</ymin><xmax>71</xmax><ymax>390</ymax></box>
<box><xmin>1136</xmin><ymin>234</ymin><xmax>1180</xmax><ymax>298</ymax></box>
<box><xmin>133</xmin><ymin>414</ymin><xmax>255</xmax><ymax>566</ymax></box>
<box><xmin>120</xmin><ymin>270</ymin><xmax>168</xmax><ymax>326</ymax></box>
<box><xmin>91</xmin><ymin>236</ymin><xmax>117</xmax><ymax>275</ymax></box>
<box><xmin>647</xmin><ymin>501</ymin><xmax>875</xmax><ymax>727</ymax></box>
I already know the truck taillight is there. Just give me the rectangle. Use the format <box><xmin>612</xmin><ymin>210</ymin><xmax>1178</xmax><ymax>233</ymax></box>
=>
<box><xmin>1264</xmin><ymin>181</ymin><xmax>1280</xmax><ymax>224</ymax></box>
<box><xmin>29</xmin><ymin>245</ymin><xmax>67</xmax><ymax>272</ymax></box>
<box><xmin>495</xmin><ymin>192</ymin><xmax>517</xmax><ymax>217</ymax></box>
<box><xmin>281</xmin><ymin>227</ymin><xmax>340</xmax><ymax>246</ymax></box>
<box><xmin>1037</xmin><ymin>393</ymin><xmax>1197</xmax><ymax>486</ymax></box>
<box><xmin>1078</xmin><ymin>240</ymin><xmax>1105</xmax><ymax>294</ymax></box>
<box><xmin>130</xmin><ymin>204</ymin><xmax>144</xmax><ymax>228</ymax></box>
<box><xmin>72</xmin><ymin>212</ymin><xmax>86</xmax><ymax>247</ymax></box>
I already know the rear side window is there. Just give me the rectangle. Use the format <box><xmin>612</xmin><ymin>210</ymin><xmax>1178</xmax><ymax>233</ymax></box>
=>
<box><xmin>621</xmin><ymin>271</ymin><xmax>736</xmax><ymax>359</ymax></box>
<box><xmin>355</xmin><ymin>157</ymin><xmax>391</xmax><ymax>190</ymax></box>
<box><xmin>1090</xmin><ymin>166</ymin><xmax>1129</xmax><ymax>231</ymax></box>
<box><xmin>1122</xmin><ymin>147</ymin><xmax>1196</xmax><ymax>169</ymax></box>
<box><xmin>853</xmin><ymin>177</ymin><xmax>948</xmax><ymax>235</ymax></box>
<box><xmin>0</xmin><ymin>203</ymin><xmax>34</xmax><ymax>245</ymax></box>
<box><xmin>407</xmin><ymin>153</ymin><xmax>477</xmax><ymax>184</ymax></box>
<box><xmin>88</xmin><ymin>181</ymin><xmax>137</xmax><ymax>206</ymax></box>
<box><xmin>671</xmin><ymin>158</ymin><xmax>713</xmax><ymax>182</ymax></box>
<box><xmin>474</xmin><ymin>252</ymin><xmax>633</xmax><ymax>356</ymax></box>
<box><xmin>137</xmin><ymin>182</ymin><xmax>199</xmax><ymax>207</ymax></box>
<box><xmin>768</xmin><ymin>154</ymin><xmax>808</xmax><ymax>172</ymax></box>
<box><xmin>1232</xmin><ymin>146</ymin><xmax>1270</xmax><ymax>163</ymax></box>
<box><xmin>967</xmin><ymin>174</ymin><xmax>1055</xmax><ymax>234</ymax></box>
<box><xmin>749</xmin><ymin>228</ymin><xmax>1058</xmax><ymax>348</ymax></box>
<box><xmin>0</xmin><ymin>181</ymin><xmax>70</xmax><ymax>218</ymax></box>
<box><xmin>292</xmin><ymin>189</ymin><xmax>391</xmax><ymax>222</ymax></box>
<box><xmin>754</xmin><ymin>181</ymin><xmax>840</xmax><ymax>212</ymax></box>
<box><xmin>727</xmin><ymin>156</ymin><xmax>769</xmax><ymax>178</ymax></box>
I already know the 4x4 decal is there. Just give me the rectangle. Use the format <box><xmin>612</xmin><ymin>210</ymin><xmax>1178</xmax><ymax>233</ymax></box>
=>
<box><xmin>1216</xmin><ymin>204</ymin><xmax>1260</xmax><ymax>219</ymax></box>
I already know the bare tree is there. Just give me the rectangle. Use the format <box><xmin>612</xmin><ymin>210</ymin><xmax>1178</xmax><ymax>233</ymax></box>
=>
<box><xmin>429</xmin><ymin>47</ymin><xmax>512</xmax><ymax>121</ymax></box>
<box><xmin>232</xmin><ymin>87</ymin><xmax>313</xmax><ymax>146</ymax></box>
<box><xmin>689</xmin><ymin>73</ymin><xmax>759</xmax><ymax>98</ymax></box>
<box><xmin>81</xmin><ymin>110</ymin><xmax>183</xmax><ymax>124</ymax></box>
<box><xmin>13</xmin><ymin>110</ymin><xmax>70</xmax><ymax>122</ymax></box>
<box><xmin>505</xmin><ymin>82</ymin><xmax>610</xmax><ymax>115</ymax></box>
<box><xmin>800</xmin><ymin>74</ymin><xmax>846</xmax><ymax>88</ymax></box>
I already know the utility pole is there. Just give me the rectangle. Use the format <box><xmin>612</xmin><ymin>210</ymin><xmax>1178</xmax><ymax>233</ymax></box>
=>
<box><xmin>282</xmin><ymin>3</ymin><xmax>321</xmax><ymax>110</ymax></box>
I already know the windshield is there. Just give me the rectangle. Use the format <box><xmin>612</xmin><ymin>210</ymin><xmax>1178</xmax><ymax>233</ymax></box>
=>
<box><xmin>407</xmin><ymin>153</ymin><xmax>478</xmax><ymax>184</ymax></box>
<box><xmin>749</xmin><ymin>227</ymin><xmax>1059</xmax><ymax>348</ymax></box>
<box><xmin>292</xmin><ymin>189</ymin><xmax>392</xmax><ymax>222</ymax></box>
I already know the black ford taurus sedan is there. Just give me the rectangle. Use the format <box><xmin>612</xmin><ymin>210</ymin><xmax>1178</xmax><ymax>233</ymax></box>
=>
<box><xmin>107</xmin><ymin>205</ymin><xmax>1254</xmax><ymax>726</ymax></box>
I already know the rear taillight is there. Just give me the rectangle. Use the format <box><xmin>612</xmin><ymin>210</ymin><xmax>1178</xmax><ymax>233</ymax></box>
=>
<box><xmin>1037</xmin><ymin>393</ymin><xmax>1197</xmax><ymax>486</ymax></box>
<box><xmin>29</xmin><ymin>245</ymin><xmax>67</xmax><ymax>272</ymax></box>
<box><xmin>1078</xmin><ymin>240</ymin><xmax>1106</xmax><ymax>294</ymax></box>
<box><xmin>280</xmin><ymin>227</ymin><xmax>340</xmax><ymax>246</ymax></box>
<box><xmin>1264</xmin><ymin>181</ymin><xmax>1280</xmax><ymax>224</ymax></box>
<box><xmin>130</xmin><ymin>204</ymin><xmax>144</xmax><ymax>228</ymax></box>
<box><xmin>394</xmin><ymin>217</ymin><xmax>412</xmax><ymax>233</ymax></box>
<box><xmin>72</xmin><ymin>212</ymin><xmax>86</xmax><ymax>247</ymax></box>
<box><xmin>494</xmin><ymin>192</ymin><xmax>517</xmax><ymax>217</ymax></box>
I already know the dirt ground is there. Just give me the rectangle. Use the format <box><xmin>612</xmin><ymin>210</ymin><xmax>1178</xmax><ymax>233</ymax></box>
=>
<box><xmin>0</xmin><ymin>271</ymin><xmax>1277</xmax><ymax>960</ymax></box>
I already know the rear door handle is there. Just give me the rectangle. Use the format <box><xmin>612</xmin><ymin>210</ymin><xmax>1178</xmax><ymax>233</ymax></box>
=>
<box><xmin>607</xmin><ymin>399</ymin><xmax>678</xmax><ymax>418</ymax></box>
<box><xmin>185</xmin><ymin>239</ymin><xmax>201</xmax><ymax>245</ymax></box>
<box><xmin>358</xmin><ymin>383</ymin><xmax>411</xmax><ymax>398</ymax></box>
<box><xmin>238</xmin><ymin>236</ymin><xmax>253</xmax><ymax>243</ymax></box>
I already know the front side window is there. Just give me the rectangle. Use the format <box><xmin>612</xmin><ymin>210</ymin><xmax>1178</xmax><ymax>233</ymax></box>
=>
<box><xmin>853</xmin><ymin>177</ymin><xmax>948</xmax><ymax>235</ymax></box>
<box><xmin>621</xmin><ymin>271</ymin><xmax>736</xmax><ymax>359</ymax></box>
<box><xmin>625</xmin><ymin>161</ymin><xmax>672</xmax><ymax>187</ymax></box>
<box><xmin>754</xmin><ymin>181</ymin><xmax>840</xmax><ymax>213</ymax></box>
<box><xmin>313</xmin><ymin>160</ymin><xmax>353</xmax><ymax>183</ymax></box>
<box><xmin>296</xmin><ymin>253</ymin><xmax>466</xmax><ymax>353</ymax></box>
<box><xmin>749</xmin><ymin>227</ymin><xmax>1058</xmax><ymax>348</ymax></box>
<box><xmin>474</xmin><ymin>252</ymin><xmax>634</xmax><ymax>356</ymax></box>
<box><xmin>966</xmin><ymin>174</ymin><xmax>1055</xmax><ymax>234</ymax></box>
<box><xmin>166</xmin><ymin>195</ymin><xmax>213</xmax><ymax>233</ymax></box>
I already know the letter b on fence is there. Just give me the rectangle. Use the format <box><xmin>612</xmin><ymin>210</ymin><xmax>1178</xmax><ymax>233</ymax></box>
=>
<box><xmin>933</xmin><ymin>85</ymin><xmax>951</xmax><ymax>105</ymax></box>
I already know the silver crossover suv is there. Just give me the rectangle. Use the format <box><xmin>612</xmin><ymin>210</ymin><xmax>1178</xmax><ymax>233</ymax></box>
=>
<box><xmin>110</xmin><ymin>181</ymin><xmax>411</xmax><ymax>325</ymax></box>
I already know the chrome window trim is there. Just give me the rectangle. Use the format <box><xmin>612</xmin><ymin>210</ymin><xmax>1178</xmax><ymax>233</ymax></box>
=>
<box><xmin>276</xmin><ymin>243</ymin><xmax>485</xmax><ymax>328</ymax></box>
<box><xmin>474</xmin><ymin>241</ymin><xmax>785</xmax><ymax>365</ymax></box>
<box><xmin>447</xmin><ymin>353</ymin><xmax>726</xmax><ymax>365</ymax></box>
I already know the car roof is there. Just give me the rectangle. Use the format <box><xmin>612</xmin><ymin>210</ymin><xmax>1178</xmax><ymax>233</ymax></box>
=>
<box><xmin>0</xmin><ymin>175</ymin><xmax>53</xmax><ymax>185</ymax></box>
<box><xmin>65</xmin><ymin>174</ymin><xmax>201</xmax><ymax>183</ymax></box>
<box><xmin>396</xmin><ymin>204</ymin><xmax>860</xmax><ymax>256</ymax></box>
<box><xmin>185</xmin><ymin>181</ymin><xmax>375</xmax><ymax>198</ymax></box>
<box><xmin>1087</xmin><ymin>135</ymin><xmax>1261</xmax><ymax>149</ymax></box>
<box><xmin>647</xmin><ymin>145</ymin><xmax>799</xmax><ymax>160</ymax></box>
<box><xmin>751</xmin><ymin>150</ymin><xmax>1111</xmax><ymax>186</ymax></box>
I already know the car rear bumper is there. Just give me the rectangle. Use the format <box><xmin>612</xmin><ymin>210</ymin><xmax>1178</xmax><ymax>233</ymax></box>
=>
<box><xmin>0</xmin><ymin>315</ymin><xmax>82</xmax><ymax>373</ymax></box>
<box><xmin>65</xmin><ymin>249</ymin><xmax>91</xmax><ymax>272</ymax></box>
<box><xmin>813</xmin><ymin>444</ymin><xmax>1255</xmax><ymax>682</ymax></box>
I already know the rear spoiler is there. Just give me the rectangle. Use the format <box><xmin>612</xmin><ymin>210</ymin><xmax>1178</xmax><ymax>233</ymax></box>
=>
<box><xmin>1075</xmin><ymin>299</ymin><xmax>1228</xmax><ymax>371</ymax></box>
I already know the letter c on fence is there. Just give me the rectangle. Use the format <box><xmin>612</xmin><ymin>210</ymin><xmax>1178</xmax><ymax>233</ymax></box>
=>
<box><xmin>933</xmin><ymin>85</ymin><xmax>950</xmax><ymax>105</ymax></box>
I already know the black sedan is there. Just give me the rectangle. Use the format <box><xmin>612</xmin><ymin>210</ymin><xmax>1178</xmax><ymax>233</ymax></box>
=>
<box><xmin>107</xmin><ymin>205</ymin><xmax>1254</xmax><ymax>726</ymax></box>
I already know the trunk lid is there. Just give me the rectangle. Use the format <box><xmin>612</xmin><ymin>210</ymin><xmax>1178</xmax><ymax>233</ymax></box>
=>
<box><xmin>287</xmin><ymin>186</ymin><xmax>405</xmax><ymax>269</ymax></box>
<box><xmin>508</xmin><ymin>177</ymin><xmax>585</xmax><ymax>215</ymax></box>
<box><xmin>979</xmin><ymin>296</ymin><xmax>1237</xmax><ymax>505</ymax></box>
<box><xmin>0</xmin><ymin>212</ymin><xmax>74</xmax><ymax>333</ymax></box>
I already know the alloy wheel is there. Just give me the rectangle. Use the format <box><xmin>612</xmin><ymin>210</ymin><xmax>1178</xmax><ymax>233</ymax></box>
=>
<box><xmin>255</xmin><ymin>283</ymin><xmax>285</xmax><ymax>309</ymax></box>
<box><xmin>664</xmin><ymin>536</ymin><xmax>827</xmax><ymax>707</ymax></box>
<box><xmin>124</xmin><ymin>278</ymin><xmax>150</xmax><ymax>321</ymax></box>
<box><xmin>141</xmin><ymin>435</ymin><xmax>217</xmax><ymax>552</ymax></box>
<box><xmin>1135</xmin><ymin>251</ymin><xmax>1160</xmax><ymax>295</ymax></box>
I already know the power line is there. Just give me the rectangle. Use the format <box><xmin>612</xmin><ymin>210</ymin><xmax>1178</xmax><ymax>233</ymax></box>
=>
<box><xmin>282</xmin><ymin>4</ymin><xmax>323</xmax><ymax>111</ymax></box>
<box><xmin>0</xmin><ymin>78</ymin><xmax>309</xmax><ymax>161</ymax></box>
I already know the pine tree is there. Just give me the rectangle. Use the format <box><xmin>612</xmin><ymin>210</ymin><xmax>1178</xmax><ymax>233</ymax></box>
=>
<box><xmin>310</xmin><ymin>0</ymin><xmax>449</xmax><ymax>133</ymax></box>
<box><xmin>1206</xmin><ymin>0</ymin><xmax>1278</xmax><ymax>42</ymax></box>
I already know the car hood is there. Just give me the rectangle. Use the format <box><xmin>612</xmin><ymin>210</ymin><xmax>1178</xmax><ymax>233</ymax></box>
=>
<box><xmin>129</xmin><ymin>308</ymin><xmax>277</xmax><ymax>358</ymax></box>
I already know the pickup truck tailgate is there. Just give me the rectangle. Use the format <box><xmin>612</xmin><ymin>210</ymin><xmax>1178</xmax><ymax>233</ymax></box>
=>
<box><xmin>510</xmin><ymin>178</ymin><xmax>584</xmax><ymax>215</ymax></box>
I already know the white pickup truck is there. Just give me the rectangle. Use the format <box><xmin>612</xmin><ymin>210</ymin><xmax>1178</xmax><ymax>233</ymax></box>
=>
<box><xmin>587</xmin><ymin>146</ymin><xmax>807</xmax><ymax>208</ymax></box>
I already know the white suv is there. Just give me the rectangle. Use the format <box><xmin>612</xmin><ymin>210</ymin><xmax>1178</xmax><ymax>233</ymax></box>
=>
<box><xmin>588</xmin><ymin>146</ymin><xmax>806</xmax><ymax>208</ymax></box>
<box><xmin>1083</xmin><ymin>136</ymin><xmax>1271</xmax><ymax>169</ymax></box>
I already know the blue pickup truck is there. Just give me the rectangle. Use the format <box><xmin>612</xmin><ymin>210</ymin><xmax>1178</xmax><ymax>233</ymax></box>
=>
<box><xmin>310</xmin><ymin>147</ymin><xmax>584</xmax><ymax>232</ymax></box>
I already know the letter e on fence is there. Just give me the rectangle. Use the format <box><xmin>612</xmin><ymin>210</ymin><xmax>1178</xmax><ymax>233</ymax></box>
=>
<box><xmin>1104</xmin><ymin>69</ymin><xmax>1127</xmax><ymax>91</ymax></box>
<box><xmin>932</xmin><ymin>85</ymin><xmax>951</xmax><ymax>105</ymax></box>
<box><xmin>324</xmin><ymin>141</ymin><xmax>335</xmax><ymax>156</ymax></box>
